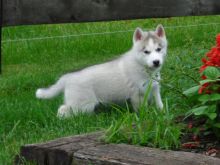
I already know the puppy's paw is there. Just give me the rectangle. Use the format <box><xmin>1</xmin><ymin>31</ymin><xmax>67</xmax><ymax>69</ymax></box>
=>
<box><xmin>57</xmin><ymin>105</ymin><xmax>72</xmax><ymax>118</ymax></box>
<box><xmin>158</xmin><ymin>102</ymin><xmax>164</xmax><ymax>110</ymax></box>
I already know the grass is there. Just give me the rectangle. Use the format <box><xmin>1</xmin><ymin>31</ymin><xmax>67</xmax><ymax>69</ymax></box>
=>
<box><xmin>105</xmin><ymin>82</ymin><xmax>182</xmax><ymax>149</ymax></box>
<box><xmin>105</xmin><ymin>104</ymin><xmax>182</xmax><ymax>149</ymax></box>
<box><xmin>1</xmin><ymin>15</ymin><xmax>220</xmax><ymax>164</ymax></box>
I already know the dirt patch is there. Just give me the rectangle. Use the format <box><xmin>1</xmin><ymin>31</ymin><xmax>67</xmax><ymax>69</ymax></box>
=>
<box><xmin>176</xmin><ymin>116</ymin><xmax>220</xmax><ymax>158</ymax></box>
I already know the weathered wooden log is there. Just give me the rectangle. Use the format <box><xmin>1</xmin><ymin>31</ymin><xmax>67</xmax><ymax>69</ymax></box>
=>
<box><xmin>15</xmin><ymin>132</ymin><xmax>104</xmax><ymax>165</ymax></box>
<box><xmin>15</xmin><ymin>131</ymin><xmax>220</xmax><ymax>165</ymax></box>
<box><xmin>3</xmin><ymin>0</ymin><xmax>220</xmax><ymax>27</ymax></box>
<box><xmin>74</xmin><ymin>144</ymin><xmax>220</xmax><ymax>165</ymax></box>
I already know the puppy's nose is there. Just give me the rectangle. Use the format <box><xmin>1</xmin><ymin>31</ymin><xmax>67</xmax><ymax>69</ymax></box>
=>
<box><xmin>153</xmin><ymin>60</ymin><xmax>160</xmax><ymax>67</ymax></box>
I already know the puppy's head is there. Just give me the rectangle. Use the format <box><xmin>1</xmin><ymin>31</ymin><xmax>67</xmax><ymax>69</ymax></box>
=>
<box><xmin>132</xmin><ymin>25</ymin><xmax>168</xmax><ymax>71</ymax></box>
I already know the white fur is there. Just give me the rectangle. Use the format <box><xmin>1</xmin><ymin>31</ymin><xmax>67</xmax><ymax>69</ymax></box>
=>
<box><xmin>36</xmin><ymin>25</ymin><xmax>168</xmax><ymax>117</ymax></box>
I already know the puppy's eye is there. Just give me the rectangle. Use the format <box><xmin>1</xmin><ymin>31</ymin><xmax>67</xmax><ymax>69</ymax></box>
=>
<box><xmin>144</xmin><ymin>50</ymin><xmax>151</xmax><ymax>54</ymax></box>
<box><xmin>156</xmin><ymin>48</ymin><xmax>161</xmax><ymax>52</ymax></box>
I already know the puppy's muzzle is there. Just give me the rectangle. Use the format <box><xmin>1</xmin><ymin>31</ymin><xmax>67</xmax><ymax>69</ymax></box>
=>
<box><xmin>153</xmin><ymin>60</ymin><xmax>160</xmax><ymax>67</ymax></box>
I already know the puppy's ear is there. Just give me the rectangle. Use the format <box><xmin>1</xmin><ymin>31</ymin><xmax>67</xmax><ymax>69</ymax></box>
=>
<box><xmin>133</xmin><ymin>27</ymin><xmax>143</xmax><ymax>43</ymax></box>
<box><xmin>155</xmin><ymin>24</ymin><xmax>165</xmax><ymax>38</ymax></box>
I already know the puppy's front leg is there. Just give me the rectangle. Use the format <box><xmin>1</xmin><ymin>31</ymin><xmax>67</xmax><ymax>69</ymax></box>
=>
<box><xmin>131</xmin><ymin>92</ymin><xmax>144</xmax><ymax>112</ymax></box>
<box><xmin>153</xmin><ymin>83</ymin><xmax>163</xmax><ymax>110</ymax></box>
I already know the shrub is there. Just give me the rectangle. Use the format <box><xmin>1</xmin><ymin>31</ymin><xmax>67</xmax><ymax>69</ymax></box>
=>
<box><xmin>183</xmin><ymin>34</ymin><xmax>220</xmax><ymax>138</ymax></box>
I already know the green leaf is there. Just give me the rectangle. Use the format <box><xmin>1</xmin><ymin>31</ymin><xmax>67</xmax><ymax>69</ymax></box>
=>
<box><xmin>190</xmin><ymin>106</ymin><xmax>217</xmax><ymax>120</ymax></box>
<box><xmin>199</xmin><ymin>79</ymin><xmax>220</xmax><ymax>84</ymax></box>
<box><xmin>198</xmin><ymin>95</ymin><xmax>210</xmax><ymax>102</ymax></box>
<box><xmin>203</xmin><ymin>66</ymin><xmax>220</xmax><ymax>79</ymax></box>
<box><xmin>206</xmin><ymin>113</ymin><xmax>217</xmax><ymax>120</ymax></box>
<box><xmin>213</xmin><ymin>123</ymin><xmax>220</xmax><ymax>128</ymax></box>
<box><xmin>198</xmin><ymin>94</ymin><xmax>220</xmax><ymax>103</ymax></box>
<box><xmin>209</xmin><ymin>94</ymin><xmax>220</xmax><ymax>101</ymax></box>
<box><xmin>183</xmin><ymin>85</ymin><xmax>200</xmax><ymax>96</ymax></box>
<box><xmin>191</xmin><ymin>106</ymin><xmax>208</xmax><ymax>115</ymax></box>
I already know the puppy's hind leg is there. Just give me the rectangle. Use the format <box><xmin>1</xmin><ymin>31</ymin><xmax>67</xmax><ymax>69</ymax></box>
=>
<box><xmin>77</xmin><ymin>101</ymin><xmax>97</xmax><ymax>114</ymax></box>
<box><xmin>57</xmin><ymin>102</ymin><xmax>97</xmax><ymax>118</ymax></box>
<box><xmin>64</xmin><ymin>87</ymin><xmax>98</xmax><ymax>115</ymax></box>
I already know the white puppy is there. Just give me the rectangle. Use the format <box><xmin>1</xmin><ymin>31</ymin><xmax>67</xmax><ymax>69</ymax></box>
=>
<box><xmin>36</xmin><ymin>25</ymin><xmax>168</xmax><ymax>117</ymax></box>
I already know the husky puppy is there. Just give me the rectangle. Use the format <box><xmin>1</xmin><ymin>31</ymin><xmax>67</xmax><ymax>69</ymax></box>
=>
<box><xmin>36</xmin><ymin>25</ymin><xmax>168</xmax><ymax>117</ymax></box>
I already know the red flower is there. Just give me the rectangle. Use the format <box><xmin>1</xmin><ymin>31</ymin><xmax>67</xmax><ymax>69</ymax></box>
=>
<box><xmin>199</xmin><ymin>34</ymin><xmax>220</xmax><ymax>94</ymax></box>
<box><xmin>200</xmin><ymin>63</ymin><xmax>207</xmax><ymax>73</ymax></box>
<box><xmin>198</xmin><ymin>83</ymin><xmax>210</xmax><ymax>94</ymax></box>
<box><xmin>201</xmin><ymin>75</ymin><xmax>206</xmax><ymax>80</ymax></box>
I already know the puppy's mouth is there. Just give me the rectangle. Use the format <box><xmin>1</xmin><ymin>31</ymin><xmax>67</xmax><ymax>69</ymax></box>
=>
<box><xmin>148</xmin><ymin>65</ymin><xmax>162</xmax><ymax>71</ymax></box>
<box><xmin>144</xmin><ymin>62</ymin><xmax>163</xmax><ymax>71</ymax></box>
<box><xmin>153</xmin><ymin>65</ymin><xmax>161</xmax><ymax>69</ymax></box>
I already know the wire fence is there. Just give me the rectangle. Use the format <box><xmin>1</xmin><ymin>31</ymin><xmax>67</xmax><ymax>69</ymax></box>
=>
<box><xmin>2</xmin><ymin>22</ymin><xmax>220</xmax><ymax>43</ymax></box>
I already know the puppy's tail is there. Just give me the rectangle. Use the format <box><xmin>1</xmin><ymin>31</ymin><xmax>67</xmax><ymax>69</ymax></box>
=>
<box><xmin>36</xmin><ymin>77</ymin><xmax>65</xmax><ymax>99</ymax></box>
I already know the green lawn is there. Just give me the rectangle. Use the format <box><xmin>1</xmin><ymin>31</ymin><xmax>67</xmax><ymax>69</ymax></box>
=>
<box><xmin>1</xmin><ymin>15</ymin><xmax>220</xmax><ymax>164</ymax></box>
